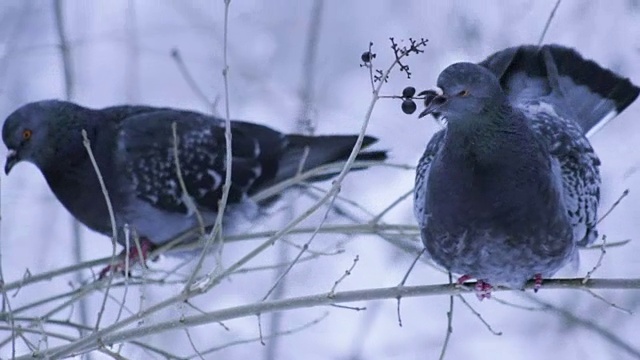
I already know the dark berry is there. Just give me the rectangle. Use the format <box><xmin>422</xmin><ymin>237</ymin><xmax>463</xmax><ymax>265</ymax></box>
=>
<box><xmin>361</xmin><ymin>51</ymin><xmax>375</xmax><ymax>63</ymax></box>
<box><xmin>401</xmin><ymin>99</ymin><xmax>417</xmax><ymax>115</ymax></box>
<box><xmin>402</xmin><ymin>86</ymin><xmax>416</xmax><ymax>98</ymax></box>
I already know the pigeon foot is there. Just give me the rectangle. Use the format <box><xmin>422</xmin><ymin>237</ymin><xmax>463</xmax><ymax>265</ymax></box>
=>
<box><xmin>533</xmin><ymin>273</ymin><xmax>543</xmax><ymax>293</ymax></box>
<box><xmin>98</xmin><ymin>238</ymin><xmax>155</xmax><ymax>279</ymax></box>
<box><xmin>474</xmin><ymin>280</ymin><xmax>493</xmax><ymax>301</ymax></box>
<box><xmin>456</xmin><ymin>275</ymin><xmax>493</xmax><ymax>300</ymax></box>
<box><xmin>456</xmin><ymin>274</ymin><xmax>473</xmax><ymax>285</ymax></box>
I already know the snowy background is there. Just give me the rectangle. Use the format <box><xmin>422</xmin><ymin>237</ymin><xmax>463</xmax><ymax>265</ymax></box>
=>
<box><xmin>1</xmin><ymin>0</ymin><xmax>639</xmax><ymax>359</ymax></box>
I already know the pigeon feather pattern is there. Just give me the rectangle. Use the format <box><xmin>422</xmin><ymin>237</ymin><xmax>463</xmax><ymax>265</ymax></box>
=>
<box><xmin>414</xmin><ymin>44</ymin><xmax>639</xmax><ymax>291</ymax></box>
<box><xmin>3</xmin><ymin>101</ymin><xmax>386</xmax><ymax>255</ymax></box>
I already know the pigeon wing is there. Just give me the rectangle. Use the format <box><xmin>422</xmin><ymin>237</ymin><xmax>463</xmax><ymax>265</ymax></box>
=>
<box><xmin>521</xmin><ymin>101</ymin><xmax>601</xmax><ymax>246</ymax></box>
<box><xmin>413</xmin><ymin>129</ymin><xmax>446</xmax><ymax>228</ymax></box>
<box><xmin>118</xmin><ymin>110</ymin><xmax>281</xmax><ymax>215</ymax></box>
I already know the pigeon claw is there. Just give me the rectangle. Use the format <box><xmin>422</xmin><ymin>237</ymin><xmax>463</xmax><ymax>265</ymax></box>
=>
<box><xmin>455</xmin><ymin>275</ymin><xmax>493</xmax><ymax>301</ymax></box>
<box><xmin>474</xmin><ymin>280</ymin><xmax>493</xmax><ymax>301</ymax></box>
<box><xmin>533</xmin><ymin>273</ymin><xmax>543</xmax><ymax>293</ymax></box>
<box><xmin>98</xmin><ymin>238</ymin><xmax>155</xmax><ymax>280</ymax></box>
<box><xmin>456</xmin><ymin>274</ymin><xmax>473</xmax><ymax>285</ymax></box>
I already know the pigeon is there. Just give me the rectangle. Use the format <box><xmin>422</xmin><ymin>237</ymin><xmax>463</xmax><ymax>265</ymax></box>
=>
<box><xmin>3</xmin><ymin>100</ymin><xmax>387</xmax><ymax>277</ymax></box>
<box><xmin>413</xmin><ymin>44</ymin><xmax>639</xmax><ymax>298</ymax></box>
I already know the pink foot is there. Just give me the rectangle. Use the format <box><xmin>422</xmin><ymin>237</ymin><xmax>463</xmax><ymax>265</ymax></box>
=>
<box><xmin>98</xmin><ymin>238</ymin><xmax>155</xmax><ymax>279</ymax></box>
<box><xmin>533</xmin><ymin>273</ymin><xmax>543</xmax><ymax>293</ymax></box>
<box><xmin>456</xmin><ymin>274</ymin><xmax>473</xmax><ymax>285</ymax></box>
<box><xmin>474</xmin><ymin>280</ymin><xmax>493</xmax><ymax>301</ymax></box>
<box><xmin>456</xmin><ymin>275</ymin><xmax>492</xmax><ymax>301</ymax></box>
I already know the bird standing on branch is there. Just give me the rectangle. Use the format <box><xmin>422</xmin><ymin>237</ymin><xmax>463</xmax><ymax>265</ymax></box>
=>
<box><xmin>3</xmin><ymin>101</ymin><xmax>387</xmax><ymax>277</ymax></box>
<box><xmin>412</xmin><ymin>44</ymin><xmax>639</xmax><ymax>299</ymax></box>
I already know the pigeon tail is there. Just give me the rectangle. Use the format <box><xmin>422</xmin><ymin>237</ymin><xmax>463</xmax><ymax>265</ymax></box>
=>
<box><xmin>273</xmin><ymin>134</ymin><xmax>387</xmax><ymax>185</ymax></box>
<box><xmin>479</xmin><ymin>44</ymin><xmax>640</xmax><ymax>137</ymax></box>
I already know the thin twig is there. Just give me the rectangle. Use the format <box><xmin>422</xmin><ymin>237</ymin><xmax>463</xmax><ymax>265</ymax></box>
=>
<box><xmin>522</xmin><ymin>293</ymin><xmax>640</xmax><ymax>358</ymax></box>
<box><xmin>438</xmin><ymin>273</ymin><xmax>454</xmax><ymax>360</ymax></box>
<box><xmin>396</xmin><ymin>248</ymin><xmax>426</xmax><ymax>327</ymax></box>
<box><xmin>280</xmin><ymin>238</ymin><xmax>342</xmax><ymax>256</ymax></box>
<box><xmin>184</xmin><ymin>328</ymin><xmax>205</xmax><ymax>360</ymax></box>
<box><xmin>583</xmin><ymin>234</ymin><xmax>607</xmax><ymax>285</ymax></box>
<box><xmin>296</xmin><ymin>0</ymin><xmax>324</xmax><ymax>133</ymax></box>
<box><xmin>537</xmin><ymin>0</ymin><xmax>562</xmax><ymax>45</ymax></box>
<box><xmin>370</xmin><ymin>188</ymin><xmax>414</xmax><ymax>224</ymax></box>
<box><xmin>272</xmin><ymin>5</ymin><xmax>326</xmax><ymax>345</ymax></box>
<box><xmin>585</xmin><ymin>239</ymin><xmax>630</xmax><ymax>250</ymax></box>
<box><xmin>186</xmin><ymin>314</ymin><xmax>328</xmax><ymax>358</ymax></box>
<box><xmin>184</xmin><ymin>0</ymin><xmax>233</xmax><ymax>291</ymax></box>
<box><xmin>231</xmin><ymin>254</ymin><xmax>326</xmax><ymax>275</ymax></box>
<box><xmin>125</xmin><ymin>0</ymin><xmax>140</xmax><ymax>102</ymax></box>
<box><xmin>457</xmin><ymin>295</ymin><xmax>502</xmax><ymax>335</ymax></box>
<box><xmin>250</xmin><ymin>159</ymin><xmax>395</xmax><ymax>203</ymax></box>
<box><xmin>582</xmin><ymin>289</ymin><xmax>633</xmax><ymax>314</ymax></box>
<box><xmin>114</xmin><ymin>225</ymin><xmax>133</xmax><ymax>324</ymax></box>
<box><xmin>596</xmin><ymin>189</ymin><xmax>630</xmax><ymax>225</ymax></box>
<box><xmin>170</xmin><ymin>48</ymin><xmax>217</xmax><ymax>115</ymax></box>
<box><xmin>261</xmin><ymin>194</ymin><xmax>340</xmax><ymax>301</ymax></box>
<box><xmin>172</xmin><ymin>121</ymin><xmax>206</xmax><ymax>234</ymax></box>
<box><xmin>329</xmin><ymin>303</ymin><xmax>366</xmax><ymax>311</ymax></box>
<box><xmin>490</xmin><ymin>296</ymin><xmax>545</xmax><ymax>311</ymax></box>
<box><xmin>328</xmin><ymin>255</ymin><xmax>359</xmax><ymax>297</ymax></box>
<box><xmin>81</xmin><ymin>130</ymin><xmax>118</xmax><ymax>333</ymax></box>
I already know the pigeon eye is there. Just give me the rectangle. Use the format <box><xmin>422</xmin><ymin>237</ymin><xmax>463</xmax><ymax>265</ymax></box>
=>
<box><xmin>22</xmin><ymin>129</ymin><xmax>32</xmax><ymax>140</ymax></box>
<box><xmin>457</xmin><ymin>90</ymin><xmax>470</xmax><ymax>97</ymax></box>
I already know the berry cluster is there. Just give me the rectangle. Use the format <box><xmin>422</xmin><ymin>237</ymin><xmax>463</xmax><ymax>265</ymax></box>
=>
<box><xmin>400</xmin><ymin>86</ymin><xmax>417</xmax><ymax>114</ymax></box>
<box><xmin>400</xmin><ymin>89</ymin><xmax>440</xmax><ymax>116</ymax></box>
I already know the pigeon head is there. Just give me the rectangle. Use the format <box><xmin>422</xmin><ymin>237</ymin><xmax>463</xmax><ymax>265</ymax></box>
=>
<box><xmin>419</xmin><ymin>62</ymin><xmax>506</xmax><ymax>120</ymax></box>
<box><xmin>3</xmin><ymin>100</ymin><xmax>88</xmax><ymax>174</ymax></box>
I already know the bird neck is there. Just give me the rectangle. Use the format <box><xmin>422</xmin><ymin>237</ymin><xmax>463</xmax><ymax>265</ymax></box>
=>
<box><xmin>443</xmin><ymin>104</ymin><xmax>526</xmax><ymax>164</ymax></box>
<box><xmin>39</xmin><ymin>107</ymin><xmax>102</xmax><ymax>175</ymax></box>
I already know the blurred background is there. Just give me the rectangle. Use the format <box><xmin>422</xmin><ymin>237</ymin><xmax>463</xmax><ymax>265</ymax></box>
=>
<box><xmin>0</xmin><ymin>0</ymin><xmax>639</xmax><ymax>359</ymax></box>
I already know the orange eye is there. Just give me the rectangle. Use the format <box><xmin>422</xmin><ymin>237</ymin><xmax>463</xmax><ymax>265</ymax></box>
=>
<box><xmin>22</xmin><ymin>129</ymin><xmax>32</xmax><ymax>140</ymax></box>
<box><xmin>457</xmin><ymin>90</ymin><xmax>469</xmax><ymax>97</ymax></box>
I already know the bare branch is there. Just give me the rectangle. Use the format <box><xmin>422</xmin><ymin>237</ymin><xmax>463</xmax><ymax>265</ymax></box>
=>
<box><xmin>184</xmin><ymin>0</ymin><xmax>234</xmax><ymax>290</ymax></box>
<box><xmin>537</xmin><ymin>0</ymin><xmax>562</xmax><ymax>45</ymax></box>
<box><xmin>170</xmin><ymin>48</ymin><xmax>218</xmax><ymax>115</ymax></box>
<box><xmin>456</xmin><ymin>295</ymin><xmax>502</xmax><ymax>336</ymax></box>
<box><xmin>583</xmin><ymin>234</ymin><xmax>607</xmax><ymax>284</ymax></box>
<box><xmin>32</xmin><ymin>278</ymin><xmax>640</xmax><ymax>357</ymax></box>
<box><xmin>80</xmin><ymin>130</ymin><xmax>119</xmax><ymax>332</ymax></box>
<box><xmin>438</xmin><ymin>274</ymin><xmax>454</xmax><ymax>360</ymax></box>
<box><xmin>522</xmin><ymin>293</ymin><xmax>640</xmax><ymax>358</ymax></box>
<box><xmin>328</xmin><ymin>255</ymin><xmax>359</xmax><ymax>297</ymax></box>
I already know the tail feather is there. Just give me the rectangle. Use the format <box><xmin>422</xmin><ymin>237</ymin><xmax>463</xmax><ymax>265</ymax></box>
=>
<box><xmin>479</xmin><ymin>44</ymin><xmax>639</xmax><ymax>136</ymax></box>
<box><xmin>274</xmin><ymin>134</ymin><xmax>387</xmax><ymax>184</ymax></box>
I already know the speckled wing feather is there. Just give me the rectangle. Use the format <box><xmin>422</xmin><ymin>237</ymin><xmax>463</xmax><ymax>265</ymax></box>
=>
<box><xmin>117</xmin><ymin>110</ymin><xmax>280</xmax><ymax>215</ymax></box>
<box><xmin>413</xmin><ymin>129</ymin><xmax>445</xmax><ymax>228</ymax></box>
<box><xmin>520</xmin><ymin>101</ymin><xmax>601</xmax><ymax>246</ymax></box>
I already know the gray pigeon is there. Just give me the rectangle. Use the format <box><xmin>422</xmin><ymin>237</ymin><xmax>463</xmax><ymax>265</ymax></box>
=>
<box><xmin>3</xmin><ymin>101</ymin><xmax>386</xmax><ymax>276</ymax></box>
<box><xmin>414</xmin><ymin>44</ymin><xmax>639</xmax><ymax>298</ymax></box>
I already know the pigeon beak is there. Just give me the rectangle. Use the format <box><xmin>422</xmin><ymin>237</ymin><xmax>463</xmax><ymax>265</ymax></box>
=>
<box><xmin>418</xmin><ymin>94</ymin><xmax>447</xmax><ymax>119</ymax></box>
<box><xmin>5</xmin><ymin>149</ymin><xmax>18</xmax><ymax>175</ymax></box>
